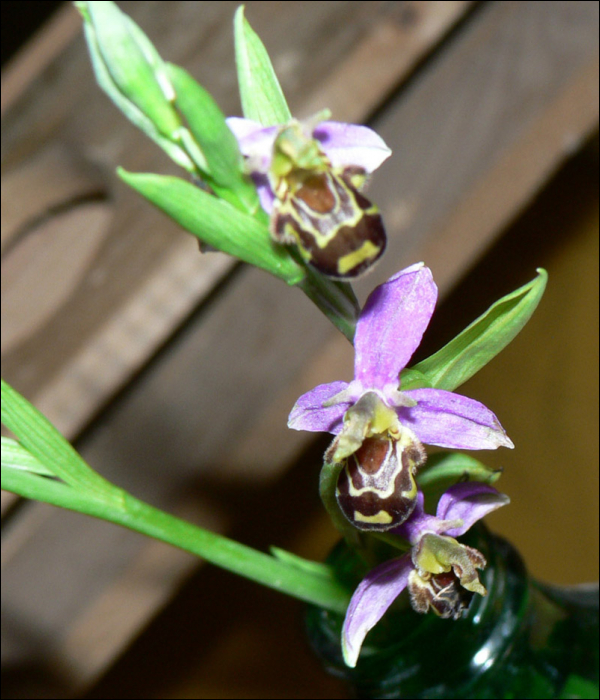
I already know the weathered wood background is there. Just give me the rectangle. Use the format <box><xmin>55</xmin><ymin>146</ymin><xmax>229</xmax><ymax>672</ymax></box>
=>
<box><xmin>2</xmin><ymin>1</ymin><xmax>598</xmax><ymax>697</ymax></box>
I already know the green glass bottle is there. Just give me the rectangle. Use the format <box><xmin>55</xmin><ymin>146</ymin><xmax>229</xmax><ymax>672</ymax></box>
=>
<box><xmin>306</xmin><ymin>525</ymin><xmax>599</xmax><ymax>699</ymax></box>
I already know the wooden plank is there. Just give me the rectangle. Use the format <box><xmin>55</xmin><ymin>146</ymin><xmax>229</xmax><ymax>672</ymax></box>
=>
<box><xmin>300</xmin><ymin>0</ymin><xmax>475</xmax><ymax>121</ymax></box>
<box><xmin>0</xmin><ymin>4</ymin><xmax>81</xmax><ymax>117</ymax></box>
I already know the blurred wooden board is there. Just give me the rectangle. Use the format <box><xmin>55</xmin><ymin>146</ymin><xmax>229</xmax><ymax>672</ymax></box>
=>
<box><xmin>2</xmin><ymin>1</ymin><xmax>598</xmax><ymax>696</ymax></box>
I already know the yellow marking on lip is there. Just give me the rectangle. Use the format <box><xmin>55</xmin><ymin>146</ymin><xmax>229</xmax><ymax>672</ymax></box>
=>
<box><xmin>353</xmin><ymin>510</ymin><xmax>393</xmax><ymax>525</ymax></box>
<box><xmin>337</xmin><ymin>240</ymin><xmax>380</xmax><ymax>275</ymax></box>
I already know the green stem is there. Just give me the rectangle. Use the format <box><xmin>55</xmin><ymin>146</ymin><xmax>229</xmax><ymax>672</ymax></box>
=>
<box><xmin>2</xmin><ymin>468</ymin><xmax>350</xmax><ymax>614</ymax></box>
<box><xmin>298</xmin><ymin>268</ymin><xmax>359</xmax><ymax>342</ymax></box>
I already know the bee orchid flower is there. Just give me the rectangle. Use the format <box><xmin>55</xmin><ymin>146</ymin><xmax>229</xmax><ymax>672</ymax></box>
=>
<box><xmin>289</xmin><ymin>264</ymin><xmax>513</xmax><ymax>529</ymax></box>
<box><xmin>342</xmin><ymin>482</ymin><xmax>510</xmax><ymax>667</ymax></box>
<box><xmin>227</xmin><ymin>116</ymin><xmax>392</xmax><ymax>278</ymax></box>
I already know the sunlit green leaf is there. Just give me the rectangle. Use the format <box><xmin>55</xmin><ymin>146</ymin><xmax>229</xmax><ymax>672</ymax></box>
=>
<box><xmin>1</xmin><ymin>380</ymin><xmax>121</xmax><ymax>502</ymax></box>
<box><xmin>79</xmin><ymin>2</ymin><xmax>180</xmax><ymax>135</ymax></box>
<box><xmin>1</xmin><ymin>437</ymin><xmax>55</xmax><ymax>477</ymax></box>
<box><xmin>77</xmin><ymin>1</ymin><xmax>196</xmax><ymax>171</ymax></box>
<box><xmin>118</xmin><ymin>169</ymin><xmax>305</xmax><ymax>284</ymax></box>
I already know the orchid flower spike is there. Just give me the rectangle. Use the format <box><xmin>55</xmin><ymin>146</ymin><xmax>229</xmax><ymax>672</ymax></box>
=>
<box><xmin>342</xmin><ymin>482</ymin><xmax>510</xmax><ymax>667</ymax></box>
<box><xmin>289</xmin><ymin>264</ymin><xmax>513</xmax><ymax>530</ymax></box>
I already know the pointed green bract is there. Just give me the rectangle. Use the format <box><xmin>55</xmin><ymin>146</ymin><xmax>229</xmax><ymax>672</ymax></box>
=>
<box><xmin>413</xmin><ymin>269</ymin><xmax>548</xmax><ymax>391</ymax></box>
<box><xmin>1</xmin><ymin>380</ymin><xmax>121</xmax><ymax>501</ymax></box>
<box><xmin>118</xmin><ymin>169</ymin><xmax>306</xmax><ymax>284</ymax></box>
<box><xmin>166</xmin><ymin>63</ymin><xmax>260</xmax><ymax>214</ymax></box>
<box><xmin>80</xmin><ymin>1</ymin><xmax>179</xmax><ymax>135</ymax></box>
<box><xmin>234</xmin><ymin>6</ymin><xmax>292</xmax><ymax>126</ymax></box>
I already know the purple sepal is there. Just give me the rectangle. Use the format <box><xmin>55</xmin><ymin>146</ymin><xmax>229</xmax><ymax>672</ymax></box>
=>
<box><xmin>226</xmin><ymin>117</ymin><xmax>277</xmax><ymax>172</ymax></box>
<box><xmin>398</xmin><ymin>388</ymin><xmax>514</xmax><ymax>450</ymax></box>
<box><xmin>435</xmin><ymin>483</ymin><xmax>510</xmax><ymax>537</ymax></box>
<box><xmin>226</xmin><ymin>117</ymin><xmax>391</xmax><ymax>175</ymax></box>
<box><xmin>342</xmin><ymin>554</ymin><xmax>413</xmax><ymax>668</ymax></box>
<box><xmin>312</xmin><ymin>122</ymin><xmax>391</xmax><ymax>172</ymax></box>
<box><xmin>287</xmin><ymin>381</ymin><xmax>350</xmax><ymax>433</ymax></box>
<box><xmin>393</xmin><ymin>484</ymin><xmax>509</xmax><ymax>541</ymax></box>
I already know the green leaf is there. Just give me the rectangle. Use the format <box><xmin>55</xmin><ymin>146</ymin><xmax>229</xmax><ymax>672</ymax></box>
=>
<box><xmin>270</xmin><ymin>546</ymin><xmax>337</xmax><ymax>580</ymax></box>
<box><xmin>118</xmin><ymin>169</ymin><xmax>305</xmax><ymax>284</ymax></box>
<box><xmin>80</xmin><ymin>2</ymin><xmax>180</xmax><ymax>135</ymax></box>
<box><xmin>2</xmin><ymin>465</ymin><xmax>115</xmax><ymax>515</ymax></box>
<box><xmin>1</xmin><ymin>384</ymin><xmax>349</xmax><ymax>613</ymax></box>
<box><xmin>297</xmin><ymin>266</ymin><xmax>359</xmax><ymax>343</ymax></box>
<box><xmin>413</xmin><ymin>269</ymin><xmax>548</xmax><ymax>390</ymax></box>
<box><xmin>1</xmin><ymin>437</ymin><xmax>54</xmax><ymax>477</ymax></box>
<box><xmin>166</xmin><ymin>63</ymin><xmax>260</xmax><ymax>214</ymax></box>
<box><xmin>398</xmin><ymin>367</ymin><xmax>431</xmax><ymax>391</ymax></box>
<box><xmin>2</xmin><ymin>463</ymin><xmax>350</xmax><ymax>614</ymax></box>
<box><xmin>234</xmin><ymin>6</ymin><xmax>292</xmax><ymax>126</ymax></box>
<box><xmin>1</xmin><ymin>380</ymin><xmax>122</xmax><ymax>502</ymax></box>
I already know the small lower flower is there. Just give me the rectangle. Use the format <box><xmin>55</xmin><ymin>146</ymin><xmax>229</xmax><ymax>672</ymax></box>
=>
<box><xmin>341</xmin><ymin>482</ymin><xmax>509</xmax><ymax>667</ymax></box>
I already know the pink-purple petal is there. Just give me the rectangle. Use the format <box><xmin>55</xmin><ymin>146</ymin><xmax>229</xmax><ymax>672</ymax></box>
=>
<box><xmin>354</xmin><ymin>264</ymin><xmax>438</xmax><ymax>391</ymax></box>
<box><xmin>398</xmin><ymin>388</ymin><xmax>514</xmax><ymax>450</ymax></box>
<box><xmin>227</xmin><ymin>118</ymin><xmax>392</xmax><ymax>176</ymax></box>
<box><xmin>342</xmin><ymin>554</ymin><xmax>413</xmax><ymax>668</ymax></box>
<box><xmin>252</xmin><ymin>174</ymin><xmax>276</xmax><ymax>213</ymax></box>
<box><xmin>312</xmin><ymin>122</ymin><xmax>392</xmax><ymax>173</ymax></box>
<box><xmin>225</xmin><ymin>117</ymin><xmax>278</xmax><ymax>172</ymax></box>
<box><xmin>436</xmin><ymin>483</ymin><xmax>510</xmax><ymax>537</ymax></box>
<box><xmin>287</xmin><ymin>381</ymin><xmax>350</xmax><ymax>433</ymax></box>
